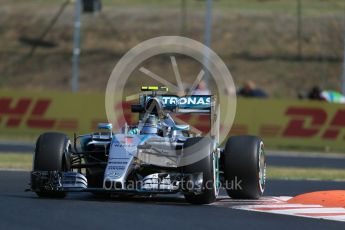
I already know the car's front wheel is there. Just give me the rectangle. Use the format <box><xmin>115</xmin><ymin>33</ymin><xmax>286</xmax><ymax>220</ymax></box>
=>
<box><xmin>223</xmin><ymin>135</ymin><xmax>266</xmax><ymax>199</ymax></box>
<box><xmin>32</xmin><ymin>132</ymin><xmax>71</xmax><ymax>198</ymax></box>
<box><xmin>182</xmin><ymin>137</ymin><xmax>217</xmax><ymax>204</ymax></box>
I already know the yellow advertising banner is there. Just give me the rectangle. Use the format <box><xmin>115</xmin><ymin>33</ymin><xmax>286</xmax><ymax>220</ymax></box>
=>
<box><xmin>0</xmin><ymin>91</ymin><xmax>344</xmax><ymax>152</ymax></box>
<box><xmin>0</xmin><ymin>91</ymin><xmax>107</xmax><ymax>137</ymax></box>
<box><xmin>234</xmin><ymin>99</ymin><xmax>345</xmax><ymax>152</ymax></box>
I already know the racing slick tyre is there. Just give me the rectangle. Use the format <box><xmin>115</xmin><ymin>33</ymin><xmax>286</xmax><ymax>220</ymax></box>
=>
<box><xmin>33</xmin><ymin>132</ymin><xmax>71</xmax><ymax>198</ymax></box>
<box><xmin>183</xmin><ymin>137</ymin><xmax>217</xmax><ymax>204</ymax></box>
<box><xmin>223</xmin><ymin>135</ymin><xmax>266</xmax><ymax>199</ymax></box>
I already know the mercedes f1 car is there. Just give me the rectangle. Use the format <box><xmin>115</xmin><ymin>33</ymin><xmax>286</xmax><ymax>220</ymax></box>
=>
<box><xmin>30</xmin><ymin>86</ymin><xmax>266</xmax><ymax>204</ymax></box>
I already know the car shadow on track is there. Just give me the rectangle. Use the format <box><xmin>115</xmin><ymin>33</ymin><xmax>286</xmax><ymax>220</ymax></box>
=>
<box><xmin>3</xmin><ymin>192</ymin><xmax>197</xmax><ymax>206</ymax></box>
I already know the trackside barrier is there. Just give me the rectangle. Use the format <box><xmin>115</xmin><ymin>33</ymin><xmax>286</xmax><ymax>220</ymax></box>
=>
<box><xmin>0</xmin><ymin>91</ymin><xmax>344</xmax><ymax>151</ymax></box>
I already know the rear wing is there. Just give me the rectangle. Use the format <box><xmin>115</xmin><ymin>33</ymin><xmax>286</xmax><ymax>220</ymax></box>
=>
<box><xmin>131</xmin><ymin>87</ymin><xmax>219</xmax><ymax>143</ymax></box>
<box><xmin>159</xmin><ymin>95</ymin><xmax>212</xmax><ymax>113</ymax></box>
<box><xmin>159</xmin><ymin>95</ymin><xmax>219</xmax><ymax>143</ymax></box>
<box><xmin>132</xmin><ymin>95</ymin><xmax>213</xmax><ymax>114</ymax></box>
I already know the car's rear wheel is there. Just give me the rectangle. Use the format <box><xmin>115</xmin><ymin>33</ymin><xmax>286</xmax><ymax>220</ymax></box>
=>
<box><xmin>223</xmin><ymin>135</ymin><xmax>265</xmax><ymax>199</ymax></box>
<box><xmin>33</xmin><ymin>132</ymin><xmax>71</xmax><ymax>198</ymax></box>
<box><xmin>183</xmin><ymin>137</ymin><xmax>217</xmax><ymax>204</ymax></box>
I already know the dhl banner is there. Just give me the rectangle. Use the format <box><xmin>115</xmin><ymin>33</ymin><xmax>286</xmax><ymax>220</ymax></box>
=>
<box><xmin>0</xmin><ymin>90</ymin><xmax>344</xmax><ymax>152</ymax></box>
<box><xmin>234</xmin><ymin>99</ymin><xmax>345</xmax><ymax>152</ymax></box>
<box><xmin>0</xmin><ymin>91</ymin><xmax>107</xmax><ymax>137</ymax></box>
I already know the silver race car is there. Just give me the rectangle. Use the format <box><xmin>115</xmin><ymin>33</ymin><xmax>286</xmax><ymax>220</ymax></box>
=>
<box><xmin>30</xmin><ymin>86</ymin><xmax>266</xmax><ymax>204</ymax></box>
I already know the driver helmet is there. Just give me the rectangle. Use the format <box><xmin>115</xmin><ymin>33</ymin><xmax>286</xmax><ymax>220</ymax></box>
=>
<box><xmin>139</xmin><ymin>115</ymin><xmax>158</xmax><ymax>134</ymax></box>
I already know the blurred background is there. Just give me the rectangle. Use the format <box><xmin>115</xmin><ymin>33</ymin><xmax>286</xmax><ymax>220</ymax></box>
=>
<box><xmin>1</xmin><ymin>0</ymin><xmax>345</xmax><ymax>180</ymax></box>
<box><xmin>1</xmin><ymin>0</ymin><xmax>345</xmax><ymax>97</ymax></box>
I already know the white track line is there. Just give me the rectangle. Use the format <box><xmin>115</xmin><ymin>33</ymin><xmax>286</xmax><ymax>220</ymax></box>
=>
<box><xmin>214</xmin><ymin>196</ymin><xmax>345</xmax><ymax>222</ymax></box>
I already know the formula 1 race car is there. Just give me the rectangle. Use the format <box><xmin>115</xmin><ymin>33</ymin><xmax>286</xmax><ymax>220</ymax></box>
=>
<box><xmin>30</xmin><ymin>86</ymin><xmax>266</xmax><ymax>204</ymax></box>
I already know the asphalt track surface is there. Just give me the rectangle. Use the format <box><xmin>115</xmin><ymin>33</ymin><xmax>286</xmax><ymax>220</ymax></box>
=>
<box><xmin>0</xmin><ymin>142</ymin><xmax>35</xmax><ymax>153</ymax></box>
<box><xmin>1</xmin><ymin>170</ymin><xmax>345</xmax><ymax>230</ymax></box>
<box><xmin>266</xmin><ymin>154</ymin><xmax>345</xmax><ymax>169</ymax></box>
<box><xmin>1</xmin><ymin>142</ymin><xmax>345</xmax><ymax>169</ymax></box>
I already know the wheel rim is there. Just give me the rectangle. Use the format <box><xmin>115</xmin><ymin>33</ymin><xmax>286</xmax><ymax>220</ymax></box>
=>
<box><xmin>258</xmin><ymin>142</ymin><xmax>266</xmax><ymax>193</ymax></box>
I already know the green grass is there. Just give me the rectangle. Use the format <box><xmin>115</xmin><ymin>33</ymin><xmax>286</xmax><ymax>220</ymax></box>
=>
<box><xmin>9</xmin><ymin>0</ymin><xmax>345</xmax><ymax>15</ymax></box>
<box><xmin>0</xmin><ymin>153</ymin><xmax>32</xmax><ymax>171</ymax></box>
<box><xmin>268</xmin><ymin>166</ymin><xmax>345</xmax><ymax>181</ymax></box>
